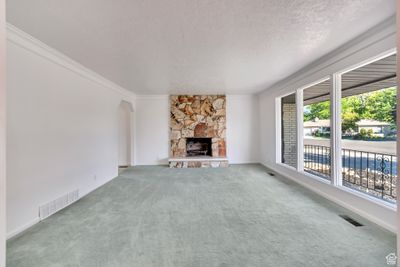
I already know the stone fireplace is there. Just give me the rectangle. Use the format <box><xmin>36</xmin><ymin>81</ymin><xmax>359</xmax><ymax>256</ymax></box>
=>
<box><xmin>169</xmin><ymin>95</ymin><xmax>229</xmax><ymax>168</ymax></box>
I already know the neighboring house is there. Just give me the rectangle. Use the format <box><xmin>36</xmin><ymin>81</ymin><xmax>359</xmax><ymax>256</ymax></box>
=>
<box><xmin>304</xmin><ymin>118</ymin><xmax>330</xmax><ymax>136</ymax></box>
<box><xmin>304</xmin><ymin>118</ymin><xmax>392</xmax><ymax>137</ymax></box>
<box><xmin>355</xmin><ymin>119</ymin><xmax>391</xmax><ymax>137</ymax></box>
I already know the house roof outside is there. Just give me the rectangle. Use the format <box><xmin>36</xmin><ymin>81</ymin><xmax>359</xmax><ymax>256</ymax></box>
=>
<box><xmin>355</xmin><ymin>119</ymin><xmax>391</xmax><ymax>127</ymax></box>
<box><xmin>304</xmin><ymin>119</ymin><xmax>391</xmax><ymax>128</ymax></box>
<box><xmin>304</xmin><ymin>119</ymin><xmax>330</xmax><ymax>128</ymax></box>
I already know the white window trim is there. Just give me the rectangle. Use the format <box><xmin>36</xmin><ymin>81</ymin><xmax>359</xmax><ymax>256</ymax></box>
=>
<box><xmin>275</xmin><ymin>97</ymin><xmax>282</xmax><ymax>164</ymax></box>
<box><xmin>338</xmin><ymin>184</ymin><xmax>396</xmax><ymax>210</ymax></box>
<box><xmin>297</xmin><ymin>76</ymin><xmax>330</xmax><ymax>181</ymax></box>
<box><xmin>299</xmin><ymin>169</ymin><xmax>332</xmax><ymax>185</ymax></box>
<box><xmin>276</xmin><ymin>91</ymin><xmax>297</xmax><ymax>166</ymax></box>
<box><xmin>276</xmin><ymin>162</ymin><xmax>297</xmax><ymax>172</ymax></box>
<box><xmin>276</xmin><ymin>49</ymin><xmax>397</xmax><ymax>208</ymax></box>
<box><xmin>330</xmin><ymin>73</ymin><xmax>342</xmax><ymax>187</ymax></box>
<box><xmin>334</xmin><ymin>49</ymin><xmax>397</xmax><ymax>205</ymax></box>
<box><xmin>295</xmin><ymin>89</ymin><xmax>303</xmax><ymax>172</ymax></box>
<box><xmin>277</xmin><ymin>160</ymin><xmax>396</xmax><ymax>210</ymax></box>
<box><xmin>277</xmin><ymin>161</ymin><xmax>331</xmax><ymax>185</ymax></box>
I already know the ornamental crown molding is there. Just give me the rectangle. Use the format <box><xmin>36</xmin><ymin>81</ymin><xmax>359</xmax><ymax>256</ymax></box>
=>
<box><xmin>6</xmin><ymin>23</ymin><xmax>136</xmax><ymax>101</ymax></box>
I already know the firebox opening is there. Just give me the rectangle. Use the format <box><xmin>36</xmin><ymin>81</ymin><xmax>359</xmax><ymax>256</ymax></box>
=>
<box><xmin>186</xmin><ymin>138</ymin><xmax>212</xmax><ymax>157</ymax></box>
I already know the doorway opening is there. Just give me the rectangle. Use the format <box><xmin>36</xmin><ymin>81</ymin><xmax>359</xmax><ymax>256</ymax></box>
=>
<box><xmin>118</xmin><ymin>101</ymin><xmax>134</xmax><ymax>171</ymax></box>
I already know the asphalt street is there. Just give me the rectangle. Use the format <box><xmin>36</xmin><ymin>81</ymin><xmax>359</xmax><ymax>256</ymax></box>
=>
<box><xmin>304</xmin><ymin>137</ymin><xmax>396</xmax><ymax>155</ymax></box>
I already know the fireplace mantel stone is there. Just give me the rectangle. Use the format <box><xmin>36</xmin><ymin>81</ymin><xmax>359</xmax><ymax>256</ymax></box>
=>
<box><xmin>169</xmin><ymin>95</ymin><xmax>228</xmax><ymax>168</ymax></box>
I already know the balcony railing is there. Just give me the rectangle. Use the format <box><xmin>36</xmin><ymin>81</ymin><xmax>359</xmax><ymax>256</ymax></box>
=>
<box><xmin>304</xmin><ymin>145</ymin><xmax>331</xmax><ymax>179</ymax></box>
<box><xmin>304</xmin><ymin>144</ymin><xmax>397</xmax><ymax>203</ymax></box>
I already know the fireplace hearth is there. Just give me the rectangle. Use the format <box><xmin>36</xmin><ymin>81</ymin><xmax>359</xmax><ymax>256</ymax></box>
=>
<box><xmin>186</xmin><ymin>138</ymin><xmax>212</xmax><ymax>157</ymax></box>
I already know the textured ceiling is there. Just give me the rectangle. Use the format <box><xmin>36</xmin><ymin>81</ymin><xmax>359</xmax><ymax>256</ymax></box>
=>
<box><xmin>6</xmin><ymin>0</ymin><xmax>396</xmax><ymax>95</ymax></box>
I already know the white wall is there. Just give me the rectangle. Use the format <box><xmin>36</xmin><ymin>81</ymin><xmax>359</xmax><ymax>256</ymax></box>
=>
<box><xmin>118</xmin><ymin>102</ymin><xmax>133</xmax><ymax>166</ymax></box>
<box><xmin>6</xmin><ymin>26</ymin><xmax>136</xmax><ymax>237</ymax></box>
<box><xmin>135</xmin><ymin>95</ymin><xmax>259</xmax><ymax>165</ymax></box>
<box><xmin>135</xmin><ymin>96</ymin><xmax>170</xmax><ymax>165</ymax></box>
<box><xmin>258</xmin><ymin>17</ymin><xmax>397</xmax><ymax>232</ymax></box>
<box><xmin>0</xmin><ymin>0</ymin><xmax>5</xmax><ymax>264</ymax></box>
<box><xmin>226</xmin><ymin>95</ymin><xmax>259</xmax><ymax>164</ymax></box>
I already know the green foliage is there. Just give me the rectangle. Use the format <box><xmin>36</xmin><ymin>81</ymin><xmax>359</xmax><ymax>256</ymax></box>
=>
<box><xmin>358</xmin><ymin>128</ymin><xmax>373</xmax><ymax>138</ymax></box>
<box><xmin>304</xmin><ymin>87</ymin><xmax>397</xmax><ymax>127</ymax></box>
<box><xmin>341</xmin><ymin>111</ymin><xmax>359</xmax><ymax>133</ymax></box>
<box><xmin>313</xmin><ymin>131</ymin><xmax>330</xmax><ymax>138</ymax></box>
<box><xmin>368</xmin><ymin>129</ymin><xmax>374</xmax><ymax>137</ymax></box>
<box><xmin>304</xmin><ymin>101</ymin><xmax>330</xmax><ymax>121</ymax></box>
<box><xmin>355</xmin><ymin>128</ymin><xmax>374</xmax><ymax>139</ymax></box>
<box><xmin>363</xmin><ymin>87</ymin><xmax>396</xmax><ymax>123</ymax></box>
<box><xmin>359</xmin><ymin>128</ymin><xmax>367</xmax><ymax>136</ymax></box>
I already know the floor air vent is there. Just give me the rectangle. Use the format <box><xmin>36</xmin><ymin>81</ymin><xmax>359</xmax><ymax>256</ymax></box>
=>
<box><xmin>39</xmin><ymin>189</ymin><xmax>79</xmax><ymax>220</ymax></box>
<box><xmin>339</xmin><ymin>215</ymin><xmax>363</xmax><ymax>227</ymax></box>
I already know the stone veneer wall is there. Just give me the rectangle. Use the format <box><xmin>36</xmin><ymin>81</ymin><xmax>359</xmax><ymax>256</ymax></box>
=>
<box><xmin>170</xmin><ymin>95</ymin><xmax>227</xmax><ymax>158</ymax></box>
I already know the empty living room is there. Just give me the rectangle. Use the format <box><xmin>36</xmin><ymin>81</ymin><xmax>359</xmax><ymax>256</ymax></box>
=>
<box><xmin>0</xmin><ymin>0</ymin><xmax>399</xmax><ymax>266</ymax></box>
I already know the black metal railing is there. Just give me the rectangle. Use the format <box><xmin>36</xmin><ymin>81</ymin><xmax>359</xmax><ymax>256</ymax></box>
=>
<box><xmin>304</xmin><ymin>145</ymin><xmax>331</xmax><ymax>180</ymax></box>
<box><xmin>304</xmin><ymin>144</ymin><xmax>397</xmax><ymax>203</ymax></box>
<box><xmin>342</xmin><ymin>148</ymin><xmax>396</xmax><ymax>203</ymax></box>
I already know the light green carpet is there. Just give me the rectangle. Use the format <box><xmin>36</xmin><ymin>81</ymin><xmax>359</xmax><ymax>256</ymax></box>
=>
<box><xmin>7</xmin><ymin>164</ymin><xmax>396</xmax><ymax>266</ymax></box>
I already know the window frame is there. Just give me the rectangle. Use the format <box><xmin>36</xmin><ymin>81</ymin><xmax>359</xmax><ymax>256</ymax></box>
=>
<box><xmin>276</xmin><ymin>92</ymin><xmax>298</xmax><ymax>171</ymax></box>
<box><xmin>275</xmin><ymin>49</ymin><xmax>397</xmax><ymax>208</ymax></box>
<box><xmin>296</xmin><ymin>76</ymin><xmax>331</xmax><ymax>180</ymax></box>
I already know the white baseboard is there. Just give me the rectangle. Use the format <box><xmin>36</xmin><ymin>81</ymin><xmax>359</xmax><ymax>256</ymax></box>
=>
<box><xmin>7</xmin><ymin>175</ymin><xmax>118</xmax><ymax>240</ymax></box>
<box><xmin>262</xmin><ymin>161</ymin><xmax>396</xmax><ymax>233</ymax></box>
<box><xmin>7</xmin><ymin>217</ymin><xmax>40</xmax><ymax>240</ymax></box>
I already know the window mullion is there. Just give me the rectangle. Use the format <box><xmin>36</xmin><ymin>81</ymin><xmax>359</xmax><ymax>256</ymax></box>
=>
<box><xmin>330</xmin><ymin>73</ymin><xmax>342</xmax><ymax>186</ymax></box>
<box><xmin>296</xmin><ymin>89</ymin><xmax>304</xmax><ymax>172</ymax></box>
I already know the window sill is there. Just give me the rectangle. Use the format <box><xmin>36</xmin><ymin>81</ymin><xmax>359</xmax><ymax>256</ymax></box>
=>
<box><xmin>276</xmin><ymin>162</ymin><xmax>332</xmax><ymax>185</ymax></box>
<box><xmin>275</xmin><ymin>162</ymin><xmax>396</xmax><ymax>211</ymax></box>
<box><xmin>337</xmin><ymin>184</ymin><xmax>396</xmax><ymax>211</ymax></box>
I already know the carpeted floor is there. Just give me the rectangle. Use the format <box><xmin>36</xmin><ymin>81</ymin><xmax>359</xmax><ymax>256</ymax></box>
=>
<box><xmin>7</xmin><ymin>164</ymin><xmax>396</xmax><ymax>266</ymax></box>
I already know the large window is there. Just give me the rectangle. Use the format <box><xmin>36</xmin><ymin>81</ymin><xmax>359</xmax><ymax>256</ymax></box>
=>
<box><xmin>281</xmin><ymin>93</ymin><xmax>297</xmax><ymax>168</ymax></box>
<box><xmin>303</xmin><ymin>79</ymin><xmax>331</xmax><ymax>180</ymax></box>
<box><xmin>278</xmin><ymin>52</ymin><xmax>397</xmax><ymax>204</ymax></box>
<box><xmin>340</xmin><ymin>54</ymin><xmax>397</xmax><ymax>203</ymax></box>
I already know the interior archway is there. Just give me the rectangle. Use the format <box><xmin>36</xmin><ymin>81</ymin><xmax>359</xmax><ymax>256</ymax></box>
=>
<box><xmin>118</xmin><ymin>101</ymin><xmax>134</xmax><ymax>169</ymax></box>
